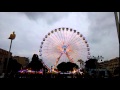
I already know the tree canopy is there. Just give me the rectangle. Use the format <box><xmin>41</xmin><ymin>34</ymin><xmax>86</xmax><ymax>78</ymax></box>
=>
<box><xmin>57</xmin><ymin>62</ymin><xmax>79</xmax><ymax>72</ymax></box>
<box><xmin>85</xmin><ymin>59</ymin><xmax>98</xmax><ymax>70</ymax></box>
<box><xmin>27</xmin><ymin>54</ymin><xmax>44</xmax><ymax>71</ymax></box>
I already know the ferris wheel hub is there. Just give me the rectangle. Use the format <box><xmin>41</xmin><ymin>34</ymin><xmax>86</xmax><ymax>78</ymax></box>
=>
<box><xmin>62</xmin><ymin>45</ymin><xmax>67</xmax><ymax>53</ymax></box>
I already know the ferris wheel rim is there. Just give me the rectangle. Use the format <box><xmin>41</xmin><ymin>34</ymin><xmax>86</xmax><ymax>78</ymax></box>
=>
<box><xmin>39</xmin><ymin>27</ymin><xmax>91</xmax><ymax>68</ymax></box>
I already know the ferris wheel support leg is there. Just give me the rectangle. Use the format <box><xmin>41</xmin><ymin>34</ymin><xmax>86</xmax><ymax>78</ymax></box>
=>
<box><xmin>54</xmin><ymin>53</ymin><xmax>63</xmax><ymax>68</ymax></box>
<box><xmin>66</xmin><ymin>52</ymin><xmax>74</xmax><ymax>63</ymax></box>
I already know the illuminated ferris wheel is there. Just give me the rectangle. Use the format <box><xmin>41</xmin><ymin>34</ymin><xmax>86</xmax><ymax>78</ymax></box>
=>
<box><xmin>39</xmin><ymin>27</ymin><xmax>90</xmax><ymax>69</ymax></box>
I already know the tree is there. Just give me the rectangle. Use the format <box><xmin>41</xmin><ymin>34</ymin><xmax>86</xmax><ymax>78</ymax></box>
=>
<box><xmin>77</xmin><ymin>59</ymin><xmax>84</xmax><ymax>68</ymax></box>
<box><xmin>57</xmin><ymin>62</ymin><xmax>66</xmax><ymax>72</ymax></box>
<box><xmin>85</xmin><ymin>59</ymin><xmax>98</xmax><ymax>70</ymax></box>
<box><xmin>57</xmin><ymin>62</ymin><xmax>79</xmax><ymax>72</ymax></box>
<box><xmin>27</xmin><ymin>54</ymin><xmax>44</xmax><ymax>71</ymax></box>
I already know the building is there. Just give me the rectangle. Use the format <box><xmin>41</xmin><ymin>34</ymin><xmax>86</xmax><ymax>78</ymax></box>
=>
<box><xmin>98</xmin><ymin>57</ymin><xmax>119</xmax><ymax>77</ymax></box>
<box><xmin>88</xmin><ymin>69</ymin><xmax>109</xmax><ymax>78</ymax></box>
<box><xmin>0</xmin><ymin>48</ymin><xmax>12</xmax><ymax>74</ymax></box>
<box><xmin>13</xmin><ymin>56</ymin><xmax>29</xmax><ymax>68</ymax></box>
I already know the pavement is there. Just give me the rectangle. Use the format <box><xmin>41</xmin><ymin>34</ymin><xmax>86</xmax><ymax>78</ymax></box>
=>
<box><xmin>0</xmin><ymin>73</ymin><xmax>4</xmax><ymax>78</ymax></box>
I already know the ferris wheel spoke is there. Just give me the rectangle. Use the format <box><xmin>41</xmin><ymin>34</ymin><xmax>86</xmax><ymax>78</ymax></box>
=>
<box><xmin>70</xmin><ymin>49</ymin><xmax>87</xmax><ymax>59</ymax></box>
<box><xmin>42</xmin><ymin>48</ymin><xmax>58</xmax><ymax>51</ymax></box>
<box><xmin>72</xmin><ymin>47</ymin><xmax>87</xmax><ymax>52</ymax></box>
<box><xmin>66</xmin><ymin>28</ymin><xmax>70</xmax><ymax>44</ymax></box>
<box><xmin>44</xmin><ymin>38</ymin><xmax>57</xmax><ymax>46</ymax></box>
<box><xmin>62</xmin><ymin>29</ymin><xmax>66</xmax><ymax>43</ymax></box>
<box><xmin>44</xmin><ymin>37</ymin><xmax>60</xmax><ymax>47</ymax></box>
<box><xmin>43</xmin><ymin>53</ymin><xmax>58</xmax><ymax>58</ymax></box>
<box><xmin>71</xmin><ymin>42</ymin><xmax>84</xmax><ymax>48</ymax></box>
<box><xmin>42</xmin><ymin>48</ymin><xmax>59</xmax><ymax>53</ymax></box>
<box><xmin>63</xmin><ymin>30</ymin><xmax>66</xmax><ymax>43</ymax></box>
<box><xmin>74</xmin><ymin>48</ymin><xmax>87</xmax><ymax>54</ymax></box>
<box><xmin>72</xmin><ymin>54</ymin><xmax>85</xmax><ymax>61</ymax></box>
<box><xmin>69</xmin><ymin>35</ymin><xmax>79</xmax><ymax>45</ymax></box>
<box><xmin>59</xmin><ymin>28</ymin><xmax>64</xmax><ymax>43</ymax></box>
<box><xmin>66</xmin><ymin>29</ymin><xmax>72</xmax><ymax>44</ymax></box>
<box><xmin>43</xmin><ymin>48</ymin><xmax>60</xmax><ymax>53</ymax></box>
<box><xmin>63</xmin><ymin>28</ymin><xmax>68</xmax><ymax>44</ymax></box>
<box><xmin>60</xmin><ymin>29</ymin><xmax>64</xmax><ymax>43</ymax></box>
<box><xmin>44</xmin><ymin>44</ymin><xmax>58</xmax><ymax>51</ymax></box>
<box><xmin>50</xmin><ymin>32</ymin><xmax>62</xmax><ymax>46</ymax></box>
<box><xmin>48</xmin><ymin>33</ymin><xmax>62</xmax><ymax>46</ymax></box>
<box><xmin>69</xmin><ymin>35</ymin><xmax>82</xmax><ymax>46</ymax></box>
<box><xmin>71</xmin><ymin>50</ymin><xmax>79</xmax><ymax>56</ymax></box>
<box><xmin>62</xmin><ymin>28</ymin><xmax>66</xmax><ymax>43</ymax></box>
<box><xmin>67</xmin><ymin>31</ymin><xmax>75</xmax><ymax>45</ymax></box>
<box><xmin>42</xmin><ymin>45</ymin><xmax>57</xmax><ymax>51</ymax></box>
<box><xmin>56</xmin><ymin>29</ymin><xmax>64</xmax><ymax>45</ymax></box>
<box><xmin>67</xmin><ymin>30</ymin><xmax>77</xmax><ymax>44</ymax></box>
<box><xmin>68</xmin><ymin>51</ymin><xmax>79</xmax><ymax>59</ymax></box>
<box><xmin>42</xmin><ymin>52</ymin><xmax>59</xmax><ymax>59</ymax></box>
<box><xmin>52</xmin><ymin>32</ymin><xmax>62</xmax><ymax>45</ymax></box>
<box><xmin>42</xmin><ymin>47</ymin><xmax>55</xmax><ymax>50</ymax></box>
<box><xmin>65</xmin><ymin>29</ymin><xmax>68</xmax><ymax>44</ymax></box>
<box><xmin>48</xmin><ymin>34</ymin><xmax>62</xmax><ymax>46</ymax></box>
<box><xmin>42</xmin><ymin>51</ymin><xmax>58</xmax><ymax>55</ymax></box>
<box><xmin>53</xmin><ymin>29</ymin><xmax>61</xmax><ymax>41</ymax></box>
<box><xmin>69</xmin><ymin>38</ymin><xmax>80</xmax><ymax>47</ymax></box>
<box><xmin>42</xmin><ymin>51</ymin><xmax>59</xmax><ymax>55</ymax></box>
<box><xmin>43</xmin><ymin>54</ymin><xmax>58</xmax><ymax>59</ymax></box>
<box><xmin>73</xmin><ymin>34</ymin><xmax>84</xmax><ymax>43</ymax></box>
<box><xmin>43</xmin><ymin>46</ymin><xmax>60</xmax><ymax>51</ymax></box>
<box><xmin>71</xmin><ymin>43</ymin><xmax>86</xmax><ymax>50</ymax></box>
<box><xmin>67</xmin><ymin>53</ymin><xmax>78</xmax><ymax>62</ymax></box>
<box><xmin>68</xmin><ymin>32</ymin><xmax>78</xmax><ymax>45</ymax></box>
<box><xmin>74</xmin><ymin>48</ymin><xmax>87</xmax><ymax>53</ymax></box>
<box><xmin>70</xmin><ymin>54</ymin><xmax>78</xmax><ymax>60</ymax></box>
<box><xmin>69</xmin><ymin>38</ymin><xmax>86</xmax><ymax>48</ymax></box>
<box><xmin>69</xmin><ymin>36</ymin><xmax>84</xmax><ymax>46</ymax></box>
<box><xmin>43</xmin><ymin>44</ymin><xmax>62</xmax><ymax>51</ymax></box>
<box><xmin>71</xmin><ymin>49</ymin><xmax>87</xmax><ymax>58</ymax></box>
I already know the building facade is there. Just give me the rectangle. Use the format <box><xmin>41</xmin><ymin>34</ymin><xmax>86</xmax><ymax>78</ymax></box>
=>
<box><xmin>13</xmin><ymin>56</ymin><xmax>29</xmax><ymax>68</ymax></box>
<box><xmin>99</xmin><ymin>57</ymin><xmax>119</xmax><ymax>77</ymax></box>
<box><xmin>0</xmin><ymin>48</ymin><xmax>12</xmax><ymax>74</ymax></box>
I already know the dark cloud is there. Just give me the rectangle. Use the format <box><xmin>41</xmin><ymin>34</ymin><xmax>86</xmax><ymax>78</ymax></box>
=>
<box><xmin>87</xmin><ymin>12</ymin><xmax>119</xmax><ymax>60</ymax></box>
<box><xmin>0</xmin><ymin>12</ymin><xmax>119</xmax><ymax>63</ymax></box>
<box><xmin>87</xmin><ymin>12</ymin><xmax>117</xmax><ymax>43</ymax></box>
<box><xmin>23</xmin><ymin>12</ymin><xmax>70</xmax><ymax>24</ymax></box>
<box><xmin>23</xmin><ymin>12</ymin><xmax>45</xmax><ymax>20</ymax></box>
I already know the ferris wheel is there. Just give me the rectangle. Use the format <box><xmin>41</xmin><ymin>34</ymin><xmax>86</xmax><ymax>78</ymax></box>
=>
<box><xmin>39</xmin><ymin>27</ymin><xmax>90</xmax><ymax>69</ymax></box>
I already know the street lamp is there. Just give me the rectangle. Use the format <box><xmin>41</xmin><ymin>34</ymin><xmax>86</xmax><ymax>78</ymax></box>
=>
<box><xmin>5</xmin><ymin>31</ymin><xmax>16</xmax><ymax>76</ymax></box>
<box><xmin>114</xmin><ymin>12</ymin><xmax>120</xmax><ymax>77</ymax></box>
<box><xmin>114</xmin><ymin>12</ymin><xmax>119</xmax><ymax>43</ymax></box>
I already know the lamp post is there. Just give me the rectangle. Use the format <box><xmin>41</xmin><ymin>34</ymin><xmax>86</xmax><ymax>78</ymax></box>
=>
<box><xmin>114</xmin><ymin>12</ymin><xmax>119</xmax><ymax>43</ymax></box>
<box><xmin>5</xmin><ymin>31</ymin><xmax>16</xmax><ymax>77</ymax></box>
<box><xmin>114</xmin><ymin>12</ymin><xmax>120</xmax><ymax>78</ymax></box>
